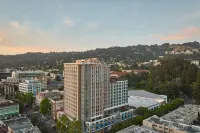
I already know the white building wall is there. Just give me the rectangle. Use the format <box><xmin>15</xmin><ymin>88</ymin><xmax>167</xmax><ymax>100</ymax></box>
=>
<box><xmin>107</xmin><ymin>80</ymin><xmax>128</xmax><ymax>110</ymax></box>
<box><xmin>19</xmin><ymin>80</ymin><xmax>41</xmax><ymax>95</ymax></box>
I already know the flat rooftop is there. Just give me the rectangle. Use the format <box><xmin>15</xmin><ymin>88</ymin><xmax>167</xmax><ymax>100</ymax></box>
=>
<box><xmin>161</xmin><ymin>104</ymin><xmax>200</xmax><ymax>124</ymax></box>
<box><xmin>3</xmin><ymin>117</ymin><xmax>41</xmax><ymax>133</ymax></box>
<box><xmin>116</xmin><ymin>125</ymin><xmax>159</xmax><ymax>133</ymax></box>
<box><xmin>128</xmin><ymin>90</ymin><xmax>167</xmax><ymax>103</ymax></box>
<box><xmin>146</xmin><ymin>115</ymin><xmax>200</xmax><ymax>133</ymax></box>
<box><xmin>0</xmin><ymin>100</ymin><xmax>18</xmax><ymax>108</ymax></box>
<box><xmin>15</xmin><ymin>126</ymin><xmax>41</xmax><ymax>133</ymax></box>
<box><xmin>128</xmin><ymin>96</ymin><xmax>160</xmax><ymax>109</ymax></box>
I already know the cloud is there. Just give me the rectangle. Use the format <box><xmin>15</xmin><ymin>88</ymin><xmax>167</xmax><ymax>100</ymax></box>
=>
<box><xmin>64</xmin><ymin>16</ymin><xmax>73</xmax><ymax>26</ymax></box>
<box><xmin>160</xmin><ymin>26</ymin><xmax>200</xmax><ymax>41</ymax></box>
<box><xmin>0</xmin><ymin>20</ymin><xmax>75</xmax><ymax>54</ymax></box>
<box><xmin>9</xmin><ymin>21</ymin><xmax>20</xmax><ymax>28</ymax></box>
<box><xmin>160</xmin><ymin>35</ymin><xmax>185</xmax><ymax>41</ymax></box>
<box><xmin>86</xmin><ymin>23</ymin><xmax>98</xmax><ymax>31</ymax></box>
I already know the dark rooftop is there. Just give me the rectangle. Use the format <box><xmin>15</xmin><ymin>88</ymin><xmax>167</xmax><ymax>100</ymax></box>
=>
<box><xmin>0</xmin><ymin>100</ymin><xmax>18</xmax><ymax>108</ymax></box>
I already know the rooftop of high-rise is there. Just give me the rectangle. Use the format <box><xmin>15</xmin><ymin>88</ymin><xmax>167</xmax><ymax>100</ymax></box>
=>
<box><xmin>64</xmin><ymin>58</ymin><xmax>107</xmax><ymax>64</ymax></box>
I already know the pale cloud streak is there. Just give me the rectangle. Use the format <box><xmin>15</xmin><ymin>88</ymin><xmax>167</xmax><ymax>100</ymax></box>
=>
<box><xmin>64</xmin><ymin>16</ymin><xmax>74</xmax><ymax>26</ymax></box>
<box><xmin>160</xmin><ymin>26</ymin><xmax>200</xmax><ymax>41</ymax></box>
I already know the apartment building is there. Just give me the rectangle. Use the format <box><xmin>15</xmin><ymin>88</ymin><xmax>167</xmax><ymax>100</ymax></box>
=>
<box><xmin>0</xmin><ymin>83</ymin><xmax>18</xmax><ymax>96</ymax></box>
<box><xmin>64</xmin><ymin>58</ymin><xmax>134</xmax><ymax>133</ymax></box>
<box><xmin>19</xmin><ymin>80</ymin><xmax>41</xmax><ymax>96</ymax></box>
<box><xmin>104</xmin><ymin>79</ymin><xmax>128</xmax><ymax>113</ymax></box>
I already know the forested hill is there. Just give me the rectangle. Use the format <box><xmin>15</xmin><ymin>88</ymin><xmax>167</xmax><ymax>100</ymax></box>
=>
<box><xmin>0</xmin><ymin>41</ymin><xmax>200</xmax><ymax>69</ymax></box>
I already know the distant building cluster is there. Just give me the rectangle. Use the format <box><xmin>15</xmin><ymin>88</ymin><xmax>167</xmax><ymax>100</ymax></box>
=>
<box><xmin>165</xmin><ymin>49</ymin><xmax>199</xmax><ymax>55</ymax></box>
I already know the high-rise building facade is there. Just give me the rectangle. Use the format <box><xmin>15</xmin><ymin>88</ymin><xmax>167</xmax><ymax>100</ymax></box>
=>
<box><xmin>64</xmin><ymin>58</ymin><xmax>110</xmax><ymax>121</ymax></box>
<box><xmin>64</xmin><ymin>58</ymin><xmax>134</xmax><ymax>133</ymax></box>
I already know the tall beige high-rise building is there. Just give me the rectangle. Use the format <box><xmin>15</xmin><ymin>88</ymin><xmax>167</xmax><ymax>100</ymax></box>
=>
<box><xmin>64</xmin><ymin>58</ymin><xmax>110</xmax><ymax>122</ymax></box>
<box><xmin>64</xmin><ymin>58</ymin><xmax>134</xmax><ymax>133</ymax></box>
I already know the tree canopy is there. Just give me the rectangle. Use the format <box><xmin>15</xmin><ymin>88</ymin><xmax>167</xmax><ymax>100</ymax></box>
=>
<box><xmin>40</xmin><ymin>98</ymin><xmax>51</xmax><ymax>115</ymax></box>
<box><xmin>56</xmin><ymin>115</ymin><xmax>82</xmax><ymax>133</ymax></box>
<box><xmin>192</xmin><ymin>71</ymin><xmax>200</xmax><ymax>103</ymax></box>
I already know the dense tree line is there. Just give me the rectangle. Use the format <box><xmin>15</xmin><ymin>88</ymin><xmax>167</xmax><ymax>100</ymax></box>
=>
<box><xmin>123</xmin><ymin>57</ymin><xmax>199</xmax><ymax>100</ymax></box>
<box><xmin>146</xmin><ymin>57</ymin><xmax>199</xmax><ymax>99</ymax></box>
<box><xmin>0</xmin><ymin>41</ymin><xmax>200</xmax><ymax>70</ymax></box>
<box><xmin>120</xmin><ymin>72</ymin><xmax>149</xmax><ymax>88</ymax></box>
<box><xmin>192</xmin><ymin>71</ymin><xmax>200</xmax><ymax>103</ymax></box>
<box><xmin>109</xmin><ymin>98</ymin><xmax>184</xmax><ymax>133</ymax></box>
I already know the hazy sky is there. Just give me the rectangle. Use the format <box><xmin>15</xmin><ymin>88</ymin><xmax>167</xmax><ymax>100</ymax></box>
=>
<box><xmin>0</xmin><ymin>0</ymin><xmax>200</xmax><ymax>54</ymax></box>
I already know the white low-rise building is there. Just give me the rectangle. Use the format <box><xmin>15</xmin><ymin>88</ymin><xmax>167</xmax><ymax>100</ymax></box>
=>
<box><xmin>19</xmin><ymin>80</ymin><xmax>41</xmax><ymax>96</ymax></box>
<box><xmin>128</xmin><ymin>90</ymin><xmax>167</xmax><ymax>110</ymax></box>
<box><xmin>128</xmin><ymin>96</ymin><xmax>161</xmax><ymax>111</ymax></box>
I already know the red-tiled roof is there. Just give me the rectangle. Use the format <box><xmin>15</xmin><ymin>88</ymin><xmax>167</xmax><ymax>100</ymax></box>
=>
<box><xmin>133</xmin><ymin>70</ymin><xmax>149</xmax><ymax>73</ymax></box>
<box><xmin>110</xmin><ymin>71</ymin><xmax>130</xmax><ymax>76</ymax></box>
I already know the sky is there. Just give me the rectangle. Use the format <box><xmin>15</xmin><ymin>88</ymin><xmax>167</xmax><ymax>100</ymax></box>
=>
<box><xmin>0</xmin><ymin>0</ymin><xmax>200</xmax><ymax>54</ymax></box>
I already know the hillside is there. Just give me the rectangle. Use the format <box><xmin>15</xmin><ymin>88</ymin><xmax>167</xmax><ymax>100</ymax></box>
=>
<box><xmin>0</xmin><ymin>41</ymin><xmax>200</xmax><ymax>69</ymax></box>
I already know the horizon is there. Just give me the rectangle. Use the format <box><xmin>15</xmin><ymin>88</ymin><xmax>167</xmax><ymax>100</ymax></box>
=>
<box><xmin>0</xmin><ymin>41</ymin><xmax>199</xmax><ymax>56</ymax></box>
<box><xmin>1</xmin><ymin>1</ymin><xmax>200</xmax><ymax>54</ymax></box>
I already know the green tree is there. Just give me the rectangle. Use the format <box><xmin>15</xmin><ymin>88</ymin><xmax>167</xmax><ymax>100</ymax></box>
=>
<box><xmin>40</xmin><ymin>98</ymin><xmax>51</xmax><ymax>115</ymax></box>
<box><xmin>68</xmin><ymin>120</ymin><xmax>82</xmax><ymax>133</ymax></box>
<box><xmin>25</xmin><ymin>93</ymin><xmax>34</xmax><ymax>106</ymax></box>
<box><xmin>135</xmin><ymin>107</ymin><xmax>148</xmax><ymax>115</ymax></box>
<box><xmin>56</xmin><ymin>115</ymin><xmax>70</xmax><ymax>133</ymax></box>
<box><xmin>192</xmin><ymin>71</ymin><xmax>200</xmax><ymax>102</ymax></box>
<box><xmin>56</xmin><ymin>115</ymin><xmax>82</xmax><ymax>133</ymax></box>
